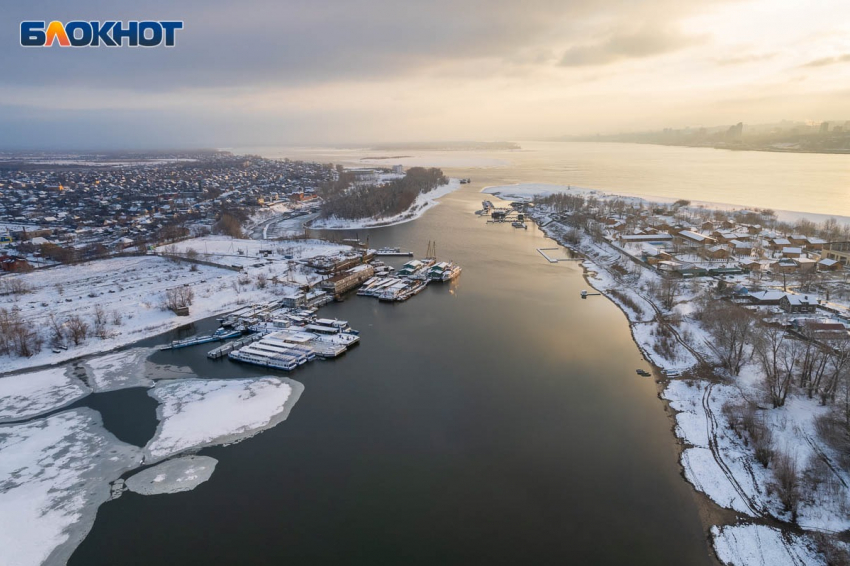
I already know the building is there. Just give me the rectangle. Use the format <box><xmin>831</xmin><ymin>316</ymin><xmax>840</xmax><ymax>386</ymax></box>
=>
<box><xmin>823</xmin><ymin>242</ymin><xmax>850</xmax><ymax>265</ymax></box>
<box><xmin>780</xmin><ymin>294</ymin><xmax>817</xmax><ymax>313</ymax></box>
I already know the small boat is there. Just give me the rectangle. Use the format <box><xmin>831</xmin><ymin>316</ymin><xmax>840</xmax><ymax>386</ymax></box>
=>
<box><xmin>636</xmin><ymin>369</ymin><xmax>651</xmax><ymax>377</ymax></box>
<box><xmin>511</xmin><ymin>221</ymin><xmax>527</xmax><ymax>229</ymax></box>
<box><xmin>580</xmin><ymin>290</ymin><xmax>588</xmax><ymax>298</ymax></box>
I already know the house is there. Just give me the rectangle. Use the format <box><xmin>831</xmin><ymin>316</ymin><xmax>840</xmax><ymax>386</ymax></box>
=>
<box><xmin>771</xmin><ymin>260</ymin><xmax>798</xmax><ymax>273</ymax></box>
<box><xmin>729</xmin><ymin>239</ymin><xmax>754</xmax><ymax>255</ymax></box>
<box><xmin>677</xmin><ymin>230</ymin><xmax>715</xmax><ymax>249</ymax></box>
<box><xmin>739</xmin><ymin>258</ymin><xmax>763</xmax><ymax>271</ymax></box>
<box><xmin>780</xmin><ymin>294</ymin><xmax>817</xmax><ymax>313</ymax></box>
<box><xmin>806</xmin><ymin>237</ymin><xmax>827</xmax><ymax>250</ymax></box>
<box><xmin>818</xmin><ymin>258</ymin><xmax>841</xmax><ymax>271</ymax></box>
<box><xmin>788</xmin><ymin>235</ymin><xmax>809</xmax><ymax>246</ymax></box>
<box><xmin>702</xmin><ymin>245</ymin><xmax>730</xmax><ymax>260</ymax></box>
<box><xmin>0</xmin><ymin>255</ymin><xmax>32</xmax><ymax>272</ymax></box>
<box><xmin>781</xmin><ymin>247</ymin><xmax>802</xmax><ymax>259</ymax></box>
<box><xmin>771</xmin><ymin>238</ymin><xmax>791</xmax><ymax>250</ymax></box>
<box><xmin>794</xmin><ymin>258</ymin><xmax>817</xmax><ymax>273</ymax></box>
<box><xmin>823</xmin><ymin>241</ymin><xmax>850</xmax><ymax>265</ymax></box>
<box><xmin>747</xmin><ymin>290</ymin><xmax>787</xmax><ymax>305</ymax></box>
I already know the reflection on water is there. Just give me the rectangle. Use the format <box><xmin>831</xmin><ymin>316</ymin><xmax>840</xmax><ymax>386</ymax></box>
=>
<box><xmin>70</xmin><ymin>176</ymin><xmax>713</xmax><ymax>565</ymax></box>
<box><xmin>245</xmin><ymin>141</ymin><xmax>850</xmax><ymax>221</ymax></box>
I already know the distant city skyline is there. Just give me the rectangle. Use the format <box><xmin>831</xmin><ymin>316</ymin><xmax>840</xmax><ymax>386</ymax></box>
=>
<box><xmin>2</xmin><ymin>0</ymin><xmax>850</xmax><ymax>149</ymax></box>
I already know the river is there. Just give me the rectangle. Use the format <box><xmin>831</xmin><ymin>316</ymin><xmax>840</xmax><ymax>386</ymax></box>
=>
<box><xmin>68</xmin><ymin>152</ymin><xmax>718</xmax><ymax>564</ymax></box>
<box><xmin>240</xmin><ymin>141</ymin><xmax>850</xmax><ymax>222</ymax></box>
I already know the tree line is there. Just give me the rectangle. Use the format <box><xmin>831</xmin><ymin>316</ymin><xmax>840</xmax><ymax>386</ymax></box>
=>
<box><xmin>319</xmin><ymin>167</ymin><xmax>447</xmax><ymax>221</ymax></box>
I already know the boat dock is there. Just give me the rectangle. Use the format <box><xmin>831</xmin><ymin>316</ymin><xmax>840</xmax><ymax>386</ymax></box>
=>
<box><xmin>207</xmin><ymin>333</ymin><xmax>264</xmax><ymax>359</ymax></box>
<box><xmin>161</xmin><ymin>329</ymin><xmax>243</xmax><ymax>351</ymax></box>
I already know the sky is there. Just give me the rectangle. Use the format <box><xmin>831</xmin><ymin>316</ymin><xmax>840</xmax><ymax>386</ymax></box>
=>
<box><xmin>2</xmin><ymin>0</ymin><xmax>850</xmax><ymax>149</ymax></box>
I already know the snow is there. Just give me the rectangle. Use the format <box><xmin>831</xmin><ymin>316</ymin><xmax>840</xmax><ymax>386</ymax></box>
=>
<box><xmin>310</xmin><ymin>178</ymin><xmax>461</xmax><ymax>230</ymax></box>
<box><xmin>125</xmin><ymin>455</ymin><xmax>218</xmax><ymax>495</ymax></box>
<box><xmin>0</xmin><ymin>367</ymin><xmax>90</xmax><ymax>423</ymax></box>
<box><xmin>82</xmin><ymin>347</ymin><xmax>156</xmax><ymax>392</ymax></box>
<box><xmin>682</xmin><ymin>448</ymin><xmax>757</xmax><ymax>516</ymax></box>
<box><xmin>711</xmin><ymin>524</ymin><xmax>824</xmax><ymax>566</ymax></box>
<box><xmin>0</xmin><ymin>238</ymin><xmax>350</xmax><ymax>373</ymax></box>
<box><xmin>0</xmin><ymin>409</ymin><xmax>142</xmax><ymax>566</ymax></box>
<box><xmin>145</xmin><ymin>377</ymin><xmax>304</xmax><ymax>462</ymax></box>
<box><xmin>482</xmin><ymin>183</ymin><xmax>602</xmax><ymax>202</ymax></box>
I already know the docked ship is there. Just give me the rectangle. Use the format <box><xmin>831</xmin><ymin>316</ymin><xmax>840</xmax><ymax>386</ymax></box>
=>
<box><xmin>427</xmin><ymin>261</ymin><xmax>462</xmax><ymax>282</ymax></box>
<box><xmin>375</xmin><ymin>247</ymin><xmax>414</xmax><ymax>257</ymax></box>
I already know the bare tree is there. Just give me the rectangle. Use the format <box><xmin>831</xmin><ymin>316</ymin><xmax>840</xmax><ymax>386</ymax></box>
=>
<box><xmin>772</xmin><ymin>451</ymin><xmax>801</xmax><ymax>523</ymax></box>
<box><xmin>92</xmin><ymin>305</ymin><xmax>108</xmax><ymax>339</ymax></box>
<box><xmin>164</xmin><ymin>286</ymin><xmax>195</xmax><ymax>311</ymax></box>
<box><xmin>753</xmin><ymin>324</ymin><xmax>797</xmax><ymax>408</ymax></box>
<box><xmin>47</xmin><ymin>312</ymin><xmax>65</xmax><ymax>347</ymax></box>
<box><xmin>65</xmin><ymin>314</ymin><xmax>89</xmax><ymax>346</ymax></box>
<box><xmin>703</xmin><ymin>301</ymin><xmax>756</xmax><ymax>376</ymax></box>
<box><xmin>111</xmin><ymin>309</ymin><xmax>123</xmax><ymax>326</ymax></box>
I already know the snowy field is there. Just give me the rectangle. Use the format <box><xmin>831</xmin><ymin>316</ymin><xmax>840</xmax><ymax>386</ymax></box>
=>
<box><xmin>0</xmin><ymin>237</ymin><xmax>351</xmax><ymax>373</ymax></box>
<box><xmin>0</xmin><ymin>409</ymin><xmax>141</xmax><ymax>566</ymax></box>
<box><xmin>0</xmin><ymin>367</ymin><xmax>90</xmax><ymax>423</ymax></box>
<box><xmin>482</xmin><ymin>183</ymin><xmax>604</xmax><ymax>202</ymax></box>
<box><xmin>712</xmin><ymin>524</ymin><xmax>824</xmax><ymax>566</ymax></box>
<box><xmin>145</xmin><ymin>377</ymin><xmax>304</xmax><ymax>462</ymax></box>
<box><xmin>310</xmin><ymin>178</ymin><xmax>461</xmax><ymax>230</ymax></box>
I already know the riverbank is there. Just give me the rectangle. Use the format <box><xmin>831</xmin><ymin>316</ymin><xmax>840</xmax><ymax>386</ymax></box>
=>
<box><xmin>522</xmin><ymin>199</ymin><xmax>845</xmax><ymax>565</ymax></box>
<box><xmin>308</xmin><ymin>178</ymin><xmax>461</xmax><ymax>230</ymax></box>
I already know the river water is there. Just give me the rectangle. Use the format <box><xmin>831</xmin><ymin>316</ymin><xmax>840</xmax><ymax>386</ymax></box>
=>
<box><xmin>243</xmin><ymin>141</ymin><xmax>850</xmax><ymax>222</ymax></box>
<box><xmin>69</xmin><ymin>158</ymin><xmax>717</xmax><ymax>564</ymax></box>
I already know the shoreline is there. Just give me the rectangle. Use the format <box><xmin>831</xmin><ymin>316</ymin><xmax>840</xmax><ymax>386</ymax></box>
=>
<box><xmin>307</xmin><ymin>178</ymin><xmax>462</xmax><ymax>230</ymax></box>
<box><xmin>524</xmin><ymin>207</ymin><xmax>832</xmax><ymax>565</ymax></box>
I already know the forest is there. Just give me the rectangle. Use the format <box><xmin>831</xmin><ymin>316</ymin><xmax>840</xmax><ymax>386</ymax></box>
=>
<box><xmin>319</xmin><ymin>167</ymin><xmax>447</xmax><ymax>220</ymax></box>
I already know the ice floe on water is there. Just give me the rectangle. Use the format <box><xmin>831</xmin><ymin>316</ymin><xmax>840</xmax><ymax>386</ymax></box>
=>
<box><xmin>0</xmin><ymin>367</ymin><xmax>91</xmax><ymax>423</ymax></box>
<box><xmin>145</xmin><ymin>377</ymin><xmax>304</xmax><ymax>462</ymax></box>
<box><xmin>712</xmin><ymin>524</ymin><xmax>824</xmax><ymax>566</ymax></box>
<box><xmin>81</xmin><ymin>347</ymin><xmax>191</xmax><ymax>392</ymax></box>
<box><xmin>0</xmin><ymin>408</ymin><xmax>142</xmax><ymax>566</ymax></box>
<box><xmin>126</xmin><ymin>455</ymin><xmax>218</xmax><ymax>495</ymax></box>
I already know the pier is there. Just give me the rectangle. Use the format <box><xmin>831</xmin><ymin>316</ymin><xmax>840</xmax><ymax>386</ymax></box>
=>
<box><xmin>536</xmin><ymin>248</ymin><xmax>581</xmax><ymax>263</ymax></box>
<box><xmin>207</xmin><ymin>334</ymin><xmax>263</xmax><ymax>359</ymax></box>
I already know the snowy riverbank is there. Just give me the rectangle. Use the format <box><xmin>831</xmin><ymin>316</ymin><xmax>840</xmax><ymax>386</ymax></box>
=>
<box><xmin>309</xmin><ymin>178</ymin><xmax>461</xmax><ymax>230</ymax></box>
<box><xmin>518</xmin><ymin>190</ymin><xmax>847</xmax><ymax>565</ymax></box>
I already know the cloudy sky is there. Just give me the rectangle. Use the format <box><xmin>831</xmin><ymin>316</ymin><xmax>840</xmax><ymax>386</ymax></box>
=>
<box><xmin>2</xmin><ymin>0</ymin><xmax>849</xmax><ymax>148</ymax></box>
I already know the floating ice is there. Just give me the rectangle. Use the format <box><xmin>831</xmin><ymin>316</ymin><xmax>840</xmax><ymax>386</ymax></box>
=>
<box><xmin>0</xmin><ymin>408</ymin><xmax>142</xmax><ymax>566</ymax></box>
<box><xmin>126</xmin><ymin>455</ymin><xmax>218</xmax><ymax>495</ymax></box>
<box><xmin>0</xmin><ymin>367</ymin><xmax>91</xmax><ymax>423</ymax></box>
<box><xmin>145</xmin><ymin>377</ymin><xmax>303</xmax><ymax>462</ymax></box>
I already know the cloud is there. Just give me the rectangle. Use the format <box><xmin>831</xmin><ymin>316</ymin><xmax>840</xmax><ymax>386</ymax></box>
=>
<box><xmin>559</xmin><ymin>26</ymin><xmax>705</xmax><ymax>67</ymax></box>
<box><xmin>799</xmin><ymin>53</ymin><xmax>850</xmax><ymax>68</ymax></box>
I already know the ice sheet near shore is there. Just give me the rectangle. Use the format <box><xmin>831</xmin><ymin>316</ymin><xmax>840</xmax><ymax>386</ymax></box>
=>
<box><xmin>310</xmin><ymin>178</ymin><xmax>461</xmax><ymax>230</ymax></box>
<box><xmin>712</xmin><ymin>524</ymin><xmax>825</xmax><ymax>566</ymax></box>
<box><xmin>0</xmin><ymin>408</ymin><xmax>142</xmax><ymax>566</ymax></box>
<box><xmin>79</xmin><ymin>347</ymin><xmax>192</xmax><ymax>393</ymax></box>
<box><xmin>125</xmin><ymin>455</ymin><xmax>218</xmax><ymax>495</ymax></box>
<box><xmin>145</xmin><ymin>377</ymin><xmax>304</xmax><ymax>462</ymax></box>
<box><xmin>0</xmin><ymin>367</ymin><xmax>91</xmax><ymax>423</ymax></box>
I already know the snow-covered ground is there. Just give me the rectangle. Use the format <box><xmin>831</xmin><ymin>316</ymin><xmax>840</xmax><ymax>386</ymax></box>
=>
<box><xmin>0</xmin><ymin>238</ymin><xmax>352</xmax><ymax>373</ymax></box>
<box><xmin>712</xmin><ymin>524</ymin><xmax>824</xmax><ymax>566</ymax></box>
<box><xmin>310</xmin><ymin>178</ymin><xmax>461</xmax><ymax>230</ymax></box>
<box><xmin>0</xmin><ymin>409</ymin><xmax>142</xmax><ymax>566</ymax></box>
<box><xmin>482</xmin><ymin>183</ymin><xmax>603</xmax><ymax>202</ymax></box>
<box><xmin>0</xmin><ymin>367</ymin><xmax>90</xmax><ymax>423</ymax></box>
<box><xmin>145</xmin><ymin>377</ymin><xmax>304</xmax><ymax>462</ymax></box>
<box><xmin>519</xmin><ymin>190</ymin><xmax>849</xmax><ymax>564</ymax></box>
<box><xmin>125</xmin><ymin>455</ymin><xmax>218</xmax><ymax>495</ymax></box>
